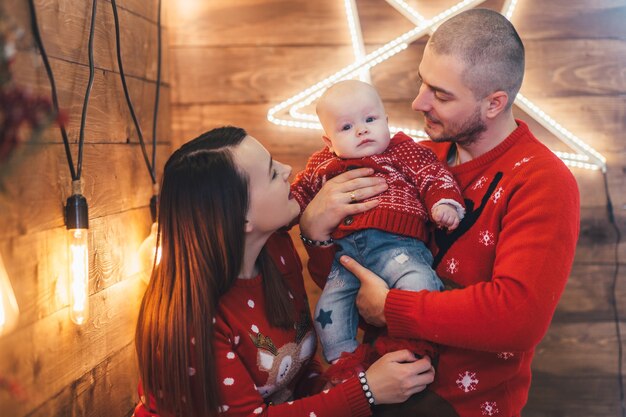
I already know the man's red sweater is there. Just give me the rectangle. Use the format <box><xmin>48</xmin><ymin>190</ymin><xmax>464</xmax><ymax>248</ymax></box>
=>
<box><xmin>307</xmin><ymin>120</ymin><xmax>580</xmax><ymax>416</ymax></box>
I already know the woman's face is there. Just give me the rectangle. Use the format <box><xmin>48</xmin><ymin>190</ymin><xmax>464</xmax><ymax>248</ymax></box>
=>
<box><xmin>233</xmin><ymin>135</ymin><xmax>300</xmax><ymax>235</ymax></box>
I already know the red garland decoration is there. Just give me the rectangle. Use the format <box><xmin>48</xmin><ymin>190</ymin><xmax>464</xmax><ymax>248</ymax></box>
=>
<box><xmin>0</xmin><ymin>86</ymin><xmax>63</xmax><ymax>162</ymax></box>
<box><xmin>0</xmin><ymin>13</ymin><xmax>64</xmax><ymax>166</ymax></box>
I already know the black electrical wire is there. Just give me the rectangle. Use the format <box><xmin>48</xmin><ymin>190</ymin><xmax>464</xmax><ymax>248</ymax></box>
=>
<box><xmin>28</xmin><ymin>0</ymin><xmax>96</xmax><ymax>181</ymax></box>
<box><xmin>151</xmin><ymin>0</ymin><xmax>162</xmax><ymax>177</ymax></box>
<box><xmin>77</xmin><ymin>0</ymin><xmax>98</xmax><ymax>180</ymax></box>
<box><xmin>603</xmin><ymin>171</ymin><xmax>625</xmax><ymax>417</ymax></box>
<box><xmin>111</xmin><ymin>0</ymin><xmax>157</xmax><ymax>185</ymax></box>
<box><xmin>27</xmin><ymin>0</ymin><xmax>76</xmax><ymax>181</ymax></box>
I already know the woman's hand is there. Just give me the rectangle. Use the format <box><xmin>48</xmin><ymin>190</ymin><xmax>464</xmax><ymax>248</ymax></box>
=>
<box><xmin>365</xmin><ymin>351</ymin><xmax>435</xmax><ymax>405</ymax></box>
<box><xmin>299</xmin><ymin>168</ymin><xmax>388</xmax><ymax>241</ymax></box>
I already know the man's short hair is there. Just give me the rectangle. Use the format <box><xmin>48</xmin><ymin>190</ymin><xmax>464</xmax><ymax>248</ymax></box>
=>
<box><xmin>428</xmin><ymin>9</ymin><xmax>525</xmax><ymax>109</ymax></box>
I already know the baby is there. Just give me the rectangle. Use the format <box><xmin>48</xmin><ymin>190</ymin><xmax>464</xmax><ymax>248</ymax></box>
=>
<box><xmin>291</xmin><ymin>80</ymin><xmax>465</xmax><ymax>376</ymax></box>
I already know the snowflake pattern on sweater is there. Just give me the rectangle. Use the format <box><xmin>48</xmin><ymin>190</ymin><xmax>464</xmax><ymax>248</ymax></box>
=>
<box><xmin>382</xmin><ymin>120</ymin><xmax>580</xmax><ymax>417</ymax></box>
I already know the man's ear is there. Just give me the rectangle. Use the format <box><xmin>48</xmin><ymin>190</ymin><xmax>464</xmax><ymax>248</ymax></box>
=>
<box><xmin>484</xmin><ymin>90</ymin><xmax>509</xmax><ymax>119</ymax></box>
<box><xmin>322</xmin><ymin>135</ymin><xmax>333</xmax><ymax>152</ymax></box>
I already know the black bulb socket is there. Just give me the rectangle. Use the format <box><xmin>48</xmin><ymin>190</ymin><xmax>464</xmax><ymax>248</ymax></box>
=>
<box><xmin>65</xmin><ymin>194</ymin><xmax>89</xmax><ymax>230</ymax></box>
<box><xmin>150</xmin><ymin>194</ymin><xmax>158</xmax><ymax>223</ymax></box>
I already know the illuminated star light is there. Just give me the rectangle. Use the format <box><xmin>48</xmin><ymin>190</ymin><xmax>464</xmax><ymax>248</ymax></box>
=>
<box><xmin>267</xmin><ymin>0</ymin><xmax>606</xmax><ymax>172</ymax></box>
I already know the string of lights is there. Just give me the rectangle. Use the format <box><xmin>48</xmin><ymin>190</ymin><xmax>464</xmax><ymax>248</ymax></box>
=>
<box><xmin>67</xmin><ymin>0</ymin><xmax>97</xmax><ymax>326</ymax></box>
<box><xmin>28</xmin><ymin>0</ymin><xmax>164</xmax><ymax>326</ymax></box>
<box><xmin>28</xmin><ymin>0</ymin><xmax>96</xmax><ymax>325</ymax></box>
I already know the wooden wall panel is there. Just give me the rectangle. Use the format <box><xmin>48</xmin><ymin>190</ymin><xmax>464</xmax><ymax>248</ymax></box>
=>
<box><xmin>26</xmin><ymin>343</ymin><xmax>138</xmax><ymax>417</ymax></box>
<box><xmin>0</xmin><ymin>0</ymin><xmax>169</xmax><ymax>415</ymax></box>
<box><xmin>370</xmin><ymin>43</ymin><xmax>424</xmax><ymax>100</ymax></box>
<box><xmin>0</xmin><ymin>208</ymin><xmax>155</xmax><ymax>329</ymax></box>
<box><xmin>173</xmin><ymin>103</ymin><xmax>321</xmax><ymax>171</ymax></box>
<box><xmin>0</xmin><ymin>278</ymin><xmax>144</xmax><ymax>416</ymax></box>
<box><xmin>352</xmin><ymin>0</ymin><xmax>420</xmax><ymax>44</ymax></box>
<box><xmin>9</xmin><ymin>0</ymin><xmax>170</xmax><ymax>83</ymax></box>
<box><xmin>170</xmin><ymin>45</ymin><xmax>354</xmax><ymax>105</ymax></box>
<box><xmin>0</xmin><ymin>144</ymin><xmax>169</xmax><ymax>239</ymax></box>
<box><xmin>511</xmin><ymin>0</ymin><xmax>626</xmax><ymax>40</ymax></box>
<box><xmin>513</xmin><ymin>97</ymin><xmax>626</xmax><ymax>158</ymax></box>
<box><xmin>167</xmin><ymin>0</ymin><xmax>350</xmax><ymax>47</ymax></box>
<box><xmin>575</xmin><ymin>209</ymin><xmax>625</xmax><ymax>266</ymax></box>
<box><xmin>523</xmin><ymin>39</ymin><xmax>626</xmax><ymax>97</ymax></box>
<box><xmin>5</xmin><ymin>0</ymin><xmax>169</xmax><ymax>142</ymax></box>
<box><xmin>10</xmin><ymin>30</ymin><xmax>170</xmax><ymax>144</ymax></box>
<box><xmin>115</xmin><ymin>0</ymin><xmax>162</xmax><ymax>23</ymax></box>
<box><xmin>524</xmin><ymin>372</ymin><xmax>622</xmax><ymax>417</ymax></box>
<box><xmin>533</xmin><ymin>321</ymin><xmax>624</xmax><ymax>377</ymax></box>
<box><xmin>553</xmin><ymin>264</ymin><xmax>625</xmax><ymax>322</ymax></box>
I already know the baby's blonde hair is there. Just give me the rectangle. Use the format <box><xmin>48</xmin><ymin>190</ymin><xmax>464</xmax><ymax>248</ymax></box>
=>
<box><xmin>316</xmin><ymin>80</ymin><xmax>384</xmax><ymax>127</ymax></box>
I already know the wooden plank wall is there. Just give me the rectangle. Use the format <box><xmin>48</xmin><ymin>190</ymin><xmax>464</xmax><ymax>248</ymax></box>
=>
<box><xmin>168</xmin><ymin>0</ymin><xmax>626</xmax><ymax>416</ymax></box>
<box><xmin>0</xmin><ymin>0</ymin><xmax>170</xmax><ymax>416</ymax></box>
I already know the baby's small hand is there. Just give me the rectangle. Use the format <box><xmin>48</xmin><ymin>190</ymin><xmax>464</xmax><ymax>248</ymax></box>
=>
<box><xmin>432</xmin><ymin>204</ymin><xmax>460</xmax><ymax>231</ymax></box>
<box><xmin>322</xmin><ymin>380</ymin><xmax>337</xmax><ymax>391</ymax></box>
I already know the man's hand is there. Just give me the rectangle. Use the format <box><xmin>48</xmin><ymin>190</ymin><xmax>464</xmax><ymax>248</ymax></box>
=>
<box><xmin>340</xmin><ymin>255</ymin><xmax>389</xmax><ymax>326</ymax></box>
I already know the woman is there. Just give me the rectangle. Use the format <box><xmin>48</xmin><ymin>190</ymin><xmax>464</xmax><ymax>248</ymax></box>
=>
<box><xmin>134</xmin><ymin>126</ymin><xmax>434</xmax><ymax>417</ymax></box>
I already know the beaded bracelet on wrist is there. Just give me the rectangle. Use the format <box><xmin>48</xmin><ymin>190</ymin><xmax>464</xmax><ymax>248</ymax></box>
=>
<box><xmin>357</xmin><ymin>371</ymin><xmax>376</xmax><ymax>406</ymax></box>
<box><xmin>299</xmin><ymin>233</ymin><xmax>334</xmax><ymax>247</ymax></box>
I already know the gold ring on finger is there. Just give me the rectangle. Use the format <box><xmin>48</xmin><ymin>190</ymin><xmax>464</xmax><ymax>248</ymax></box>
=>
<box><xmin>350</xmin><ymin>191</ymin><xmax>357</xmax><ymax>203</ymax></box>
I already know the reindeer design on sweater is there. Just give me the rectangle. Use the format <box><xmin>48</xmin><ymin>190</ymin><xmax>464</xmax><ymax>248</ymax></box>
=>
<box><xmin>250</xmin><ymin>311</ymin><xmax>316</xmax><ymax>404</ymax></box>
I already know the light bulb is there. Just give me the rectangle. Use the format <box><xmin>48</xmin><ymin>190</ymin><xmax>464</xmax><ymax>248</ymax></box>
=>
<box><xmin>0</xmin><ymin>252</ymin><xmax>19</xmax><ymax>336</ymax></box>
<box><xmin>68</xmin><ymin>228</ymin><xmax>89</xmax><ymax>325</ymax></box>
<box><xmin>66</xmin><ymin>192</ymin><xmax>89</xmax><ymax>325</ymax></box>
<box><xmin>138</xmin><ymin>222</ymin><xmax>161</xmax><ymax>284</ymax></box>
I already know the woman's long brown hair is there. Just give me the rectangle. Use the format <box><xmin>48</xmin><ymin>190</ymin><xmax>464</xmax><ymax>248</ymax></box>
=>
<box><xmin>135</xmin><ymin>126</ymin><xmax>294</xmax><ymax>416</ymax></box>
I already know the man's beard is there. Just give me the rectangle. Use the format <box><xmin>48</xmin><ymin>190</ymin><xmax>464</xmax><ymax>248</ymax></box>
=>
<box><xmin>424</xmin><ymin>106</ymin><xmax>487</xmax><ymax>146</ymax></box>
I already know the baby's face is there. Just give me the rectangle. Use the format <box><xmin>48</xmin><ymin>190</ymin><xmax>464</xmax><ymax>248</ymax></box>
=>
<box><xmin>319</xmin><ymin>90</ymin><xmax>391</xmax><ymax>159</ymax></box>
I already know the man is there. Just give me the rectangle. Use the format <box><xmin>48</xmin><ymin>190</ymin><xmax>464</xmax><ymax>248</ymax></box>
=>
<box><xmin>306</xmin><ymin>8</ymin><xmax>580</xmax><ymax>417</ymax></box>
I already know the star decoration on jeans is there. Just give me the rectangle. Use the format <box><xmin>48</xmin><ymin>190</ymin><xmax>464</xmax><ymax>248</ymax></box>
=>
<box><xmin>316</xmin><ymin>309</ymin><xmax>333</xmax><ymax>329</ymax></box>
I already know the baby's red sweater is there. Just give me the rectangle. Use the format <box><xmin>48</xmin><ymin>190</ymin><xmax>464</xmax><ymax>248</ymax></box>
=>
<box><xmin>291</xmin><ymin>132</ymin><xmax>464</xmax><ymax>241</ymax></box>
